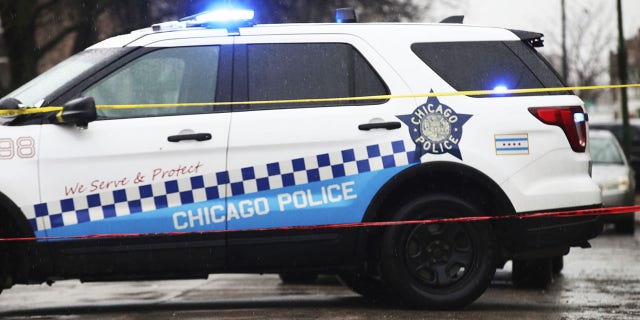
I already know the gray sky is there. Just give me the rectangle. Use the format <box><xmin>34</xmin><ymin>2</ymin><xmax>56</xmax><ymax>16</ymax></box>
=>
<box><xmin>424</xmin><ymin>0</ymin><xmax>640</xmax><ymax>87</ymax></box>
<box><xmin>460</xmin><ymin>0</ymin><xmax>640</xmax><ymax>55</ymax></box>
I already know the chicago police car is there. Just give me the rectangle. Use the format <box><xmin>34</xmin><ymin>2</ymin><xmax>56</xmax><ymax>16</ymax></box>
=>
<box><xmin>0</xmin><ymin>8</ymin><xmax>602</xmax><ymax>309</ymax></box>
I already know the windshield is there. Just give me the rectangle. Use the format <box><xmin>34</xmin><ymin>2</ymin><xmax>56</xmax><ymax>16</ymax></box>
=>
<box><xmin>4</xmin><ymin>48</ymin><xmax>129</xmax><ymax>107</ymax></box>
<box><xmin>590</xmin><ymin>136</ymin><xmax>625</xmax><ymax>165</ymax></box>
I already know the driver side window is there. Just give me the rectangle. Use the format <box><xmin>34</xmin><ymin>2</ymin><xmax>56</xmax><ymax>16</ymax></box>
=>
<box><xmin>83</xmin><ymin>46</ymin><xmax>220</xmax><ymax>119</ymax></box>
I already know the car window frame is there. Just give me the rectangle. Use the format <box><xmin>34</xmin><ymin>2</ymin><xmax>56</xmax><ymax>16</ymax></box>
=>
<box><xmin>410</xmin><ymin>40</ymin><xmax>569</xmax><ymax>97</ymax></box>
<box><xmin>231</xmin><ymin>41</ymin><xmax>390</xmax><ymax>112</ymax></box>
<box><xmin>51</xmin><ymin>45</ymin><xmax>234</xmax><ymax>120</ymax></box>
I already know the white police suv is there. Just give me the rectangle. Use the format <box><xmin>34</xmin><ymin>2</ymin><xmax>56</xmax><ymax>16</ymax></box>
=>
<box><xmin>0</xmin><ymin>8</ymin><xmax>602</xmax><ymax>309</ymax></box>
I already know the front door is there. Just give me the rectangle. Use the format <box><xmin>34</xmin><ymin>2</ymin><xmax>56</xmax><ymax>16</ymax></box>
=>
<box><xmin>37</xmin><ymin>44</ymin><xmax>232</xmax><ymax>274</ymax></box>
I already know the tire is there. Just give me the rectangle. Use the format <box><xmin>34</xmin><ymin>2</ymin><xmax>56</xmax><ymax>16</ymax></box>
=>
<box><xmin>512</xmin><ymin>258</ymin><xmax>552</xmax><ymax>288</ymax></box>
<box><xmin>338</xmin><ymin>272</ymin><xmax>396</xmax><ymax>304</ymax></box>
<box><xmin>380</xmin><ymin>195</ymin><xmax>496</xmax><ymax>309</ymax></box>
<box><xmin>0</xmin><ymin>244</ymin><xmax>7</xmax><ymax>295</ymax></box>
<box><xmin>614</xmin><ymin>213</ymin><xmax>635</xmax><ymax>234</ymax></box>
<box><xmin>278</xmin><ymin>272</ymin><xmax>319</xmax><ymax>284</ymax></box>
<box><xmin>552</xmin><ymin>255</ymin><xmax>564</xmax><ymax>275</ymax></box>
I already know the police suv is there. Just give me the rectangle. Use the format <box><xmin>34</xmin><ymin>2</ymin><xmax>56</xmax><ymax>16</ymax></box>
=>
<box><xmin>0</xmin><ymin>8</ymin><xmax>602</xmax><ymax>309</ymax></box>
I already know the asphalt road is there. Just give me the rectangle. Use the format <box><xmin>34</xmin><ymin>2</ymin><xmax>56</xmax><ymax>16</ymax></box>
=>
<box><xmin>0</xmin><ymin>217</ymin><xmax>638</xmax><ymax>320</ymax></box>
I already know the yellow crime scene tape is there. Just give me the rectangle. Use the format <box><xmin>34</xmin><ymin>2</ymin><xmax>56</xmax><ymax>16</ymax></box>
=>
<box><xmin>1</xmin><ymin>83</ymin><xmax>640</xmax><ymax>117</ymax></box>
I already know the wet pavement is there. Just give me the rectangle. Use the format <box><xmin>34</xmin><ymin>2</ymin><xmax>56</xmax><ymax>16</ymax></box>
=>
<box><xmin>0</xmin><ymin>217</ymin><xmax>638</xmax><ymax>319</ymax></box>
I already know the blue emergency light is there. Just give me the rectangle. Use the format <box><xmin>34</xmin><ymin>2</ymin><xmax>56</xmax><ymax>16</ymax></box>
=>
<box><xmin>153</xmin><ymin>8</ymin><xmax>255</xmax><ymax>32</ymax></box>
<box><xmin>187</xmin><ymin>9</ymin><xmax>255</xmax><ymax>23</ymax></box>
<box><xmin>178</xmin><ymin>8</ymin><xmax>255</xmax><ymax>31</ymax></box>
<box><xmin>492</xmin><ymin>85</ymin><xmax>509</xmax><ymax>94</ymax></box>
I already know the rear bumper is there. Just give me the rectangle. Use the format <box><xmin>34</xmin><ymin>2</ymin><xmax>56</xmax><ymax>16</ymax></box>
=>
<box><xmin>518</xmin><ymin>214</ymin><xmax>602</xmax><ymax>248</ymax></box>
<box><xmin>498</xmin><ymin>204</ymin><xmax>603</xmax><ymax>258</ymax></box>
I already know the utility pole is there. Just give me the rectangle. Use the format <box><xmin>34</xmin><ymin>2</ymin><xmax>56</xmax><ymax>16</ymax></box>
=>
<box><xmin>561</xmin><ymin>0</ymin><xmax>568</xmax><ymax>83</ymax></box>
<box><xmin>617</xmin><ymin>0</ymin><xmax>631</xmax><ymax>158</ymax></box>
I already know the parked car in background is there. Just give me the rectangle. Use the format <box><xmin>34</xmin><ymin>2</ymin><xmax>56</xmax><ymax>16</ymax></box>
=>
<box><xmin>590</xmin><ymin>121</ymin><xmax>640</xmax><ymax>190</ymax></box>
<box><xmin>589</xmin><ymin>129</ymin><xmax>636</xmax><ymax>233</ymax></box>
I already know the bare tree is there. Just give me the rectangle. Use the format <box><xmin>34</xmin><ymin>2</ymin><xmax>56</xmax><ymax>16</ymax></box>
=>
<box><xmin>0</xmin><ymin>0</ymin><xmax>446</xmax><ymax>96</ymax></box>
<box><xmin>0</xmin><ymin>0</ymin><xmax>69</xmax><ymax>91</ymax></box>
<box><xmin>564</xmin><ymin>1</ymin><xmax>614</xmax><ymax>103</ymax></box>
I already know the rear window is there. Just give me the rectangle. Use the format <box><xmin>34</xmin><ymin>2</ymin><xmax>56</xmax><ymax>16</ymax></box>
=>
<box><xmin>411</xmin><ymin>41</ymin><xmax>568</xmax><ymax>97</ymax></box>
<box><xmin>590</xmin><ymin>136</ymin><xmax>624</xmax><ymax>165</ymax></box>
<box><xmin>590</xmin><ymin>124</ymin><xmax>640</xmax><ymax>147</ymax></box>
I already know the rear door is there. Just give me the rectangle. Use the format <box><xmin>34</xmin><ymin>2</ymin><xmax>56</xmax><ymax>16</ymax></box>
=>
<box><xmin>225</xmin><ymin>34</ymin><xmax>417</xmax><ymax>268</ymax></box>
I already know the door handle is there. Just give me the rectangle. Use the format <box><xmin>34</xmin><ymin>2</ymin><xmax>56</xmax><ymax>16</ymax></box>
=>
<box><xmin>167</xmin><ymin>133</ymin><xmax>212</xmax><ymax>142</ymax></box>
<box><xmin>358</xmin><ymin>121</ymin><xmax>402</xmax><ymax>131</ymax></box>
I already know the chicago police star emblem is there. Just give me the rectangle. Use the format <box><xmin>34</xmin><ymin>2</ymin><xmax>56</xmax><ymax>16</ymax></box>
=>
<box><xmin>397</xmin><ymin>95</ymin><xmax>472</xmax><ymax>161</ymax></box>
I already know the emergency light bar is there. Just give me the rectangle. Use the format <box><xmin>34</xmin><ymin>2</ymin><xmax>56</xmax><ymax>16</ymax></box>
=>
<box><xmin>180</xmin><ymin>9</ymin><xmax>255</xmax><ymax>23</ymax></box>
<box><xmin>152</xmin><ymin>8</ymin><xmax>255</xmax><ymax>32</ymax></box>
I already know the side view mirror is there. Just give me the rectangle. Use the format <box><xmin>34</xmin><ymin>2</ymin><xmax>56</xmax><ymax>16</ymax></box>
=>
<box><xmin>58</xmin><ymin>96</ymin><xmax>97</xmax><ymax>128</ymax></box>
<box><xmin>0</xmin><ymin>97</ymin><xmax>22</xmax><ymax>110</ymax></box>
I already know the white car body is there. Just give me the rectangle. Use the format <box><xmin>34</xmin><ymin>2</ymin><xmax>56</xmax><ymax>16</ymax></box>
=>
<box><xmin>0</xmin><ymin>16</ymin><xmax>603</xmax><ymax>309</ymax></box>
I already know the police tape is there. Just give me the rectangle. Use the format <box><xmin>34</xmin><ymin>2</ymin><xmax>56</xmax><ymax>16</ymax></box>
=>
<box><xmin>0</xmin><ymin>204</ymin><xmax>637</xmax><ymax>242</ymax></box>
<box><xmin>2</xmin><ymin>83</ymin><xmax>640</xmax><ymax>117</ymax></box>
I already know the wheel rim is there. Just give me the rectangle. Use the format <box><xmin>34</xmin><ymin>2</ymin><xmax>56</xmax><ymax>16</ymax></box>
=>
<box><xmin>404</xmin><ymin>222</ymin><xmax>474</xmax><ymax>288</ymax></box>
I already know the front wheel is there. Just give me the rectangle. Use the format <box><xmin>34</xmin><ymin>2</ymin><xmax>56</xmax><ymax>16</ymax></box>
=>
<box><xmin>380</xmin><ymin>195</ymin><xmax>496</xmax><ymax>309</ymax></box>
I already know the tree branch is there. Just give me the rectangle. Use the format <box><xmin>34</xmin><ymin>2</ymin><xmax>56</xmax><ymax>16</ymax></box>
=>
<box><xmin>35</xmin><ymin>23</ymin><xmax>81</xmax><ymax>59</ymax></box>
<box><xmin>32</xmin><ymin>0</ymin><xmax>58</xmax><ymax>21</ymax></box>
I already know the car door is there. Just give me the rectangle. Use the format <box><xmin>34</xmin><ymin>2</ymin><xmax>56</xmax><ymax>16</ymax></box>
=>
<box><xmin>224</xmin><ymin>35</ymin><xmax>417</xmax><ymax>268</ymax></box>
<box><xmin>36</xmin><ymin>43</ymin><xmax>232</xmax><ymax>274</ymax></box>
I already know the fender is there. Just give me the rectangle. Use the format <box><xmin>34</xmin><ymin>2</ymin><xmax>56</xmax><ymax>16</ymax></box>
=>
<box><xmin>0</xmin><ymin>192</ymin><xmax>34</xmax><ymax>238</ymax></box>
<box><xmin>351</xmin><ymin>161</ymin><xmax>516</xmax><ymax>268</ymax></box>
<box><xmin>362</xmin><ymin>161</ymin><xmax>515</xmax><ymax>223</ymax></box>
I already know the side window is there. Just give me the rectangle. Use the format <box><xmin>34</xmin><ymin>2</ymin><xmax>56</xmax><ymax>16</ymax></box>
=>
<box><xmin>83</xmin><ymin>46</ymin><xmax>220</xmax><ymax>119</ymax></box>
<box><xmin>411</xmin><ymin>41</ymin><xmax>569</xmax><ymax>97</ymax></box>
<box><xmin>247</xmin><ymin>43</ymin><xmax>388</xmax><ymax>109</ymax></box>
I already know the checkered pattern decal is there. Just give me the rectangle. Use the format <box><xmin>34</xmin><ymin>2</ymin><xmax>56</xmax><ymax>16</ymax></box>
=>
<box><xmin>24</xmin><ymin>140</ymin><xmax>416</xmax><ymax>232</ymax></box>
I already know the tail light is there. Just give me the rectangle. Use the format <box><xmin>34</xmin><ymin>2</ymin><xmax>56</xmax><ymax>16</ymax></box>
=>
<box><xmin>528</xmin><ymin>106</ymin><xmax>587</xmax><ymax>152</ymax></box>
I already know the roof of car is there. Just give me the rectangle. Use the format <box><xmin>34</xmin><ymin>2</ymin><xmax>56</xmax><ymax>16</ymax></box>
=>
<box><xmin>89</xmin><ymin>22</ymin><xmax>522</xmax><ymax>49</ymax></box>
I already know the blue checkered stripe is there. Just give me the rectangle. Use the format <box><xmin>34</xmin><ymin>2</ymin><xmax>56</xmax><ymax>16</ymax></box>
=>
<box><xmin>25</xmin><ymin>140</ymin><xmax>415</xmax><ymax>232</ymax></box>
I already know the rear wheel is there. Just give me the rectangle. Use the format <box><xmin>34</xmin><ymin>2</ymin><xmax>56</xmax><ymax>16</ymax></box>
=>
<box><xmin>380</xmin><ymin>195</ymin><xmax>496</xmax><ymax>309</ymax></box>
<box><xmin>552</xmin><ymin>255</ymin><xmax>564</xmax><ymax>274</ymax></box>
<box><xmin>615</xmin><ymin>213</ymin><xmax>635</xmax><ymax>234</ymax></box>
<box><xmin>512</xmin><ymin>258</ymin><xmax>553</xmax><ymax>288</ymax></box>
<box><xmin>338</xmin><ymin>272</ymin><xmax>394</xmax><ymax>303</ymax></box>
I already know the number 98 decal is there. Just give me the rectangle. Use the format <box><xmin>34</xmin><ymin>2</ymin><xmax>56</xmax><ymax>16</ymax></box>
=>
<box><xmin>0</xmin><ymin>137</ymin><xmax>36</xmax><ymax>159</ymax></box>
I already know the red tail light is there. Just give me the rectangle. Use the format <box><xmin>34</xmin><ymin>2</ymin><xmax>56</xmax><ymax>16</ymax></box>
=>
<box><xmin>528</xmin><ymin>106</ymin><xmax>587</xmax><ymax>152</ymax></box>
